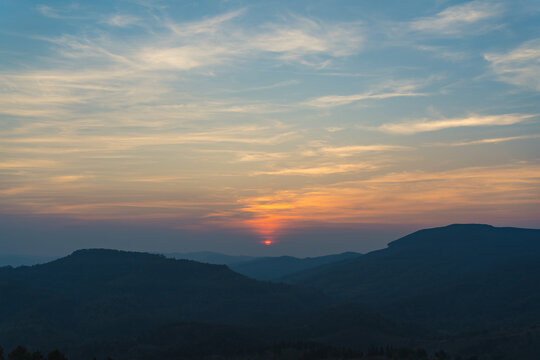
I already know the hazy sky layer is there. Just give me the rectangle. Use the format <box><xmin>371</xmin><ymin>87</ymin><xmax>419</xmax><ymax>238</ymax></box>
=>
<box><xmin>1</xmin><ymin>0</ymin><xmax>539</xmax><ymax>256</ymax></box>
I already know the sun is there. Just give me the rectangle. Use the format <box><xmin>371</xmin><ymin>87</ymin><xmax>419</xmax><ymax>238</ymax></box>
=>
<box><xmin>263</xmin><ymin>240</ymin><xmax>273</xmax><ymax>246</ymax></box>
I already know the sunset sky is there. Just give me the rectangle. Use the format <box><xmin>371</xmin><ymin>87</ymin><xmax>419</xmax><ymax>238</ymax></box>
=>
<box><xmin>1</xmin><ymin>0</ymin><xmax>539</xmax><ymax>256</ymax></box>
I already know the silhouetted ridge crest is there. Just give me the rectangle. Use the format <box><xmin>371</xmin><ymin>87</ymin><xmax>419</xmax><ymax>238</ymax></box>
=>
<box><xmin>229</xmin><ymin>251</ymin><xmax>362</xmax><ymax>281</ymax></box>
<box><xmin>0</xmin><ymin>248</ymin><xmax>330</xmax><ymax>351</ymax></box>
<box><xmin>286</xmin><ymin>224</ymin><xmax>540</xmax><ymax>333</ymax></box>
<box><xmin>387</xmin><ymin>223</ymin><xmax>539</xmax><ymax>251</ymax></box>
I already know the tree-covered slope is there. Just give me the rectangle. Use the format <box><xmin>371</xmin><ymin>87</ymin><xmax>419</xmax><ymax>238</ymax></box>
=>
<box><xmin>0</xmin><ymin>249</ymin><xmax>330</xmax><ymax>350</ymax></box>
<box><xmin>285</xmin><ymin>224</ymin><xmax>540</xmax><ymax>331</ymax></box>
<box><xmin>229</xmin><ymin>252</ymin><xmax>362</xmax><ymax>281</ymax></box>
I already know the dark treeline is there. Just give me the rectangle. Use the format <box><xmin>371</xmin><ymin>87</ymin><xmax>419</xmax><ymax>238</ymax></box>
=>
<box><xmin>0</xmin><ymin>346</ymin><xmax>67</xmax><ymax>360</ymax></box>
<box><xmin>0</xmin><ymin>343</ymin><xmax>478</xmax><ymax>360</ymax></box>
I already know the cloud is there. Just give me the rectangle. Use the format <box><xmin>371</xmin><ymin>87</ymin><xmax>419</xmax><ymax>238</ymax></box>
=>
<box><xmin>305</xmin><ymin>91</ymin><xmax>424</xmax><ymax>108</ymax></box>
<box><xmin>49</xmin><ymin>175</ymin><xmax>91</xmax><ymax>183</ymax></box>
<box><xmin>221</xmin><ymin>80</ymin><xmax>299</xmax><ymax>94</ymax></box>
<box><xmin>36</xmin><ymin>5</ymin><xmax>62</xmax><ymax>18</ymax></box>
<box><xmin>409</xmin><ymin>0</ymin><xmax>502</xmax><ymax>35</ymax></box>
<box><xmin>318</xmin><ymin>145</ymin><xmax>409</xmax><ymax>157</ymax></box>
<box><xmin>233</xmin><ymin>152</ymin><xmax>287</xmax><ymax>163</ymax></box>
<box><xmin>304</xmin><ymin>78</ymin><xmax>430</xmax><ymax>107</ymax></box>
<box><xmin>45</xmin><ymin>10</ymin><xmax>361</xmax><ymax>72</ymax></box>
<box><xmin>138</xmin><ymin>44</ymin><xmax>235</xmax><ymax>70</ymax></box>
<box><xmin>0</xmin><ymin>160</ymin><xmax>57</xmax><ymax>169</ymax></box>
<box><xmin>254</xmin><ymin>17</ymin><xmax>362</xmax><ymax>60</ymax></box>
<box><xmin>325</xmin><ymin>127</ymin><xmax>343</xmax><ymax>133</ymax></box>
<box><xmin>105</xmin><ymin>14</ymin><xmax>140</xmax><ymax>27</ymax></box>
<box><xmin>441</xmin><ymin>134</ymin><xmax>540</xmax><ymax>146</ymax></box>
<box><xmin>167</xmin><ymin>9</ymin><xmax>246</xmax><ymax>36</ymax></box>
<box><xmin>253</xmin><ymin>163</ymin><xmax>377</xmax><ymax>176</ymax></box>
<box><xmin>0</xmin><ymin>10</ymin><xmax>364</xmax><ymax>123</ymax></box>
<box><xmin>416</xmin><ymin>45</ymin><xmax>467</xmax><ymax>62</ymax></box>
<box><xmin>36</xmin><ymin>4</ymin><xmax>85</xmax><ymax>20</ymax></box>
<box><xmin>485</xmin><ymin>38</ymin><xmax>540</xmax><ymax>91</ymax></box>
<box><xmin>4</xmin><ymin>126</ymin><xmax>295</xmax><ymax>150</ymax></box>
<box><xmin>379</xmin><ymin>114</ymin><xmax>534</xmax><ymax>134</ymax></box>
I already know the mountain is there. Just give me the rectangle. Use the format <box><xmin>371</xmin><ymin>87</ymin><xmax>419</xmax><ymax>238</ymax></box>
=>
<box><xmin>2</xmin><ymin>225</ymin><xmax>539</xmax><ymax>359</ymax></box>
<box><xmin>285</xmin><ymin>224</ymin><xmax>540</xmax><ymax>332</ymax></box>
<box><xmin>0</xmin><ymin>249</ymin><xmax>330</xmax><ymax>352</ymax></box>
<box><xmin>165</xmin><ymin>251</ymin><xmax>256</xmax><ymax>265</ymax></box>
<box><xmin>229</xmin><ymin>252</ymin><xmax>362</xmax><ymax>281</ymax></box>
<box><xmin>164</xmin><ymin>251</ymin><xmax>362</xmax><ymax>281</ymax></box>
<box><xmin>0</xmin><ymin>254</ymin><xmax>57</xmax><ymax>267</ymax></box>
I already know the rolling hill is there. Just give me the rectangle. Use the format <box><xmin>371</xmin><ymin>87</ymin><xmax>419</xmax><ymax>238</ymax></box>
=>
<box><xmin>165</xmin><ymin>251</ymin><xmax>256</xmax><ymax>265</ymax></box>
<box><xmin>285</xmin><ymin>224</ymin><xmax>540</xmax><ymax>331</ymax></box>
<box><xmin>0</xmin><ymin>249</ymin><xmax>331</xmax><ymax>352</ymax></box>
<box><xmin>2</xmin><ymin>224</ymin><xmax>540</xmax><ymax>359</ymax></box>
<box><xmin>228</xmin><ymin>252</ymin><xmax>362</xmax><ymax>281</ymax></box>
<box><xmin>166</xmin><ymin>251</ymin><xmax>362</xmax><ymax>281</ymax></box>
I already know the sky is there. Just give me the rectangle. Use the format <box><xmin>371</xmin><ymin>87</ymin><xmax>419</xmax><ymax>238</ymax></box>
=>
<box><xmin>1</xmin><ymin>0</ymin><xmax>539</xmax><ymax>257</ymax></box>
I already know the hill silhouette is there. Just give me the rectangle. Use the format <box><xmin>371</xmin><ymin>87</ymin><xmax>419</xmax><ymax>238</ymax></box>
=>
<box><xmin>0</xmin><ymin>254</ymin><xmax>57</xmax><ymax>267</ymax></box>
<box><xmin>166</xmin><ymin>251</ymin><xmax>256</xmax><ymax>265</ymax></box>
<box><xmin>228</xmin><ymin>252</ymin><xmax>362</xmax><ymax>281</ymax></box>
<box><xmin>285</xmin><ymin>224</ymin><xmax>540</xmax><ymax>331</ymax></box>
<box><xmin>1</xmin><ymin>225</ymin><xmax>540</xmax><ymax>359</ymax></box>
<box><xmin>0</xmin><ymin>249</ymin><xmax>331</xmax><ymax>352</ymax></box>
<box><xmin>165</xmin><ymin>251</ymin><xmax>362</xmax><ymax>281</ymax></box>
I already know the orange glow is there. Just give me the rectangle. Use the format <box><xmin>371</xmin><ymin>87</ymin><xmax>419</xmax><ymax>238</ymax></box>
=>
<box><xmin>229</xmin><ymin>163</ymin><xmax>540</xmax><ymax>244</ymax></box>
<box><xmin>244</xmin><ymin>215</ymin><xmax>282</xmax><ymax>246</ymax></box>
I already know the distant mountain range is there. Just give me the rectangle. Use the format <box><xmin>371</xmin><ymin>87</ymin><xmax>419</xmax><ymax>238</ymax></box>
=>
<box><xmin>165</xmin><ymin>251</ymin><xmax>257</xmax><ymax>265</ymax></box>
<box><xmin>167</xmin><ymin>251</ymin><xmax>362</xmax><ymax>281</ymax></box>
<box><xmin>1</xmin><ymin>224</ymin><xmax>539</xmax><ymax>359</ymax></box>
<box><xmin>1</xmin><ymin>251</ymin><xmax>361</xmax><ymax>282</ymax></box>
<box><xmin>0</xmin><ymin>254</ymin><xmax>57</xmax><ymax>267</ymax></box>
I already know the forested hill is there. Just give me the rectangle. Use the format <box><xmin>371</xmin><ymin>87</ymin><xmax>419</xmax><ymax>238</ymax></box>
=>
<box><xmin>1</xmin><ymin>225</ymin><xmax>540</xmax><ymax>359</ymax></box>
<box><xmin>284</xmin><ymin>224</ymin><xmax>540</xmax><ymax>331</ymax></box>
<box><xmin>228</xmin><ymin>252</ymin><xmax>362</xmax><ymax>281</ymax></box>
<box><xmin>0</xmin><ymin>249</ymin><xmax>330</xmax><ymax>351</ymax></box>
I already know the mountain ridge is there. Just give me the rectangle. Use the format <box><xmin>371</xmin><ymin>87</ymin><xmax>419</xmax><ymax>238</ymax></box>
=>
<box><xmin>284</xmin><ymin>224</ymin><xmax>540</xmax><ymax>332</ymax></box>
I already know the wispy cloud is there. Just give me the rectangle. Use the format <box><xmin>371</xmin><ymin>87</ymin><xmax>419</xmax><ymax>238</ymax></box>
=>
<box><xmin>379</xmin><ymin>114</ymin><xmax>534</xmax><ymax>134</ymax></box>
<box><xmin>36</xmin><ymin>4</ymin><xmax>86</xmax><ymax>20</ymax></box>
<box><xmin>4</xmin><ymin>126</ymin><xmax>296</xmax><ymax>150</ymax></box>
<box><xmin>36</xmin><ymin>5</ymin><xmax>61</xmax><ymax>18</ymax></box>
<box><xmin>253</xmin><ymin>16</ymin><xmax>362</xmax><ymax>62</ymax></box>
<box><xmin>253</xmin><ymin>163</ymin><xmax>377</xmax><ymax>176</ymax></box>
<box><xmin>0</xmin><ymin>10</ymin><xmax>364</xmax><ymax>124</ymax></box>
<box><xmin>485</xmin><ymin>38</ymin><xmax>540</xmax><ymax>91</ymax></box>
<box><xmin>439</xmin><ymin>134</ymin><xmax>540</xmax><ymax>146</ymax></box>
<box><xmin>49</xmin><ymin>175</ymin><xmax>92</xmax><ymax>183</ymax></box>
<box><xmin>305</xmin><ymin>91</ymin><xmax>423</xmax><ymax>108</ymax></box>
<box><xmin>409</xmin><ymin>0</ymin><xmax>502</xmax><ymax>35</ymax></box>
<box><xmin>416</xmin><ymin>45</ymin><xmax>467</xmax><ymax>62</ymax></box>
<box><xmin>304</xmin><ymin>78</ymin><xmax>429</xmax><ymax>107</ymax></box>
<box><xmin>140</xmin><ymin>13</ymin><xmax>363</xmax><ymax>70</ymax></box>
<box><xmin>318</xmin><ymin>145</ymin><xmax>409</xmax><ymax>157</ymax></box>
<box><xmin>325</xmin><ymin>127</ymin><xmax>343</xmax><ymax>133</ymax></box>
<box><xmin>40</xmin><ymin>10</ymin><xmax>363</xmax><ymax>72</ymax></box>
<box><xmin>105</xmin><ymin>14</ymin><xmax>141</xmax><ymax>27</ymax></box>
<box><xmin>0</xmin><ymin>160</ymin><xmax>57</xmax><ymax>169</ymax></box>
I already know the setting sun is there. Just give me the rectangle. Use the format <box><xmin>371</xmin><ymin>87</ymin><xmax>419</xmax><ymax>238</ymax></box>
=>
<box><xmin>0</xmin><ymin>1</ymin><xmax>539</xmax><ymax>359</ymax></box>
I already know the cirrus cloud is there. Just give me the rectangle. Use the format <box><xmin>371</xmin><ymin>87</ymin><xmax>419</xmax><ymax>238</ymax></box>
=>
<box><xmin>485</xmin><ymin>38</ymin><xmax>540</xmax><ymax>91</ymax></box>
<box><xmin>379</xmin><ymin>113</ymin><xmax>534</xmax><ymax>134</ymax></box>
